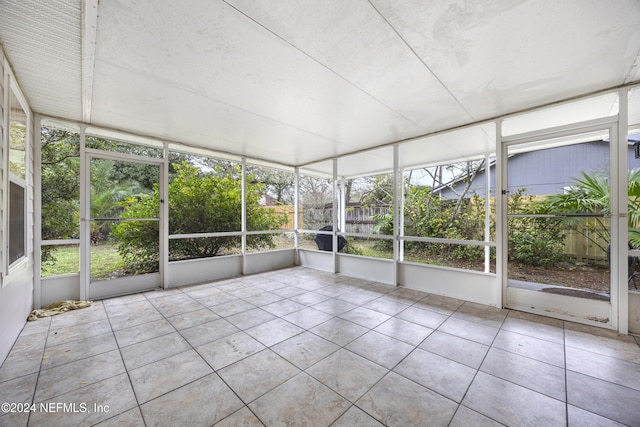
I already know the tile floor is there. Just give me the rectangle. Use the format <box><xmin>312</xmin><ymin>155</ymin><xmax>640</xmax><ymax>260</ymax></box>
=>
<box><xmin>1</xmin><ymin>267</ymin><xmax>640</xmax><ymax>426</ymax></box>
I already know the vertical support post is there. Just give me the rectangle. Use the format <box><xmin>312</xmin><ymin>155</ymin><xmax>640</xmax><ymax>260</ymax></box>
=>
<box><xmin>393</xmin><ymin>144</ymin><xmax>399</xmax><ymax>286</ymax></box>
<box><xmin>33</xmin><ymin>114</ymin><xmax>42</xmax><ymax>308</ymax></box>
<box><xmin>241</xmin><ymin>157</ymin><xmax>247</xmax><ymax>275</ymax></box>
<box><xmin>332</xmin><ymin>159</ymin><xmax>338</xmax><ymax>274</ymax></box>
<box><xmin>294</xmin><ymin>166</ymin><xmax>300</xmax><ymax>265</ymax></box>
<box><xmin>160</xmin><ymin>142</ymin><xmax>169</xmax><ymax>288</ymax></box>
<box><xmin>496</xmin><ymin>119</ymin><xmax>505</xmax><ymax>308</ymax></box>
<box><xmin>484</xmin><ymin>154</ymin><xmax>491</xmax><ymax>273</ymax></box>
<box><xmin>79</xmin><ymin>125</ymin><xmax>88</xmax><ymax>301</ymax></box>
<box><xmin>616</xmin><ymin>88</ymin><xmax>629</xmax><ymax>334</ymax></box>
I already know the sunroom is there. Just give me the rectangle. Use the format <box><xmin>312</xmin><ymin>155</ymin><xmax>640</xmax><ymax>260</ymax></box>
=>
<box><xmin>1</xmin><ymin>1</ymin><xmax>640</xmax><ymax>425</ymax></box>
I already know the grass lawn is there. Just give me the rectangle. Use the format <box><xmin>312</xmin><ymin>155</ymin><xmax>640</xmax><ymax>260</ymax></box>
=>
<box><xmin>42</xmin><ymin>243</ymin><xmax>127</xmax><ymax>280</ymax></box>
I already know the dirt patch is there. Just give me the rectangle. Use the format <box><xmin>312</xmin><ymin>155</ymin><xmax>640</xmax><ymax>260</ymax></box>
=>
<box><xmin>508</xmin><ymin>263</ymin><xmax>611</xmax><ymax>293</ymax></box>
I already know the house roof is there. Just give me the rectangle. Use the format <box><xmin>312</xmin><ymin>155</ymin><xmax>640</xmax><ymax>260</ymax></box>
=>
<box><xmin>1</xmin><ymin>0</ymin><xmax>639</xmax><ymax>174</ymax></box>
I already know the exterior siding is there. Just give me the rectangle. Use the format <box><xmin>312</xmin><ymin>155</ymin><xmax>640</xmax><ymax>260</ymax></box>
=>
<box><xmin>440</xmin><ymin>141</ymin><xmax>640</xmax><ymax>199</ymax></box>
<box><xmin>0</xmin><ymin>49</ymin><xmax>35</xmax><ymax>365</ymax></box>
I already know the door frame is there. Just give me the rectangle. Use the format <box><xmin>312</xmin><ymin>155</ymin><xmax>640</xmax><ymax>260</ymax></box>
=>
<box><xmin>81</xmin><ymin>148</ymin><xmax>166</xmax><ymax>300</ymax></box>
<box><xmin>500</xmin><ymin>116</ymin><xmax>623</xmax><ymax>329</ymax></box>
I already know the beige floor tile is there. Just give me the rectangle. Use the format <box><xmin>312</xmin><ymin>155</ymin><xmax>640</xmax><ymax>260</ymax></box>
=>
<box><xmin>0</xmin><ymin>372</ymin><xmax>37</xmax><ymax>404</ymax></box>
<box><xmin>282</xmin><ymin>307</ymin><xmax>334</xmax><ymax>329</ymax></box>
<box><xmin>567</xmin><ymin>405</ymin><xmax>627</xmax><ymax>427</ymax></box>
<box><xmin>260</xmin><ymin>299</ymin><xmax>307</xmax><ymax>317</ymax></box>
<box><xmin>357</xmin><ymin>371</ymin><xmax>458</xmax><ymax>427</ymax></box>
<box><xmin>0</xmin><ymin>411</ymin><xmax>28</xmax><ymax>427</ymax></box>
<box><xmin>41</xmin><ymin>332</ymin><xmax>117</xmax><ymax>370</ymax></box>
<box><xmin>339</xmin><ymin>307</ymin><xmax>391</xmax><ymax>329</ymax></box>
<box><xmin>396</xmin><ymin>305</ymin><xmax>449</xmax><ymax>329</ymax></box>
<box><xmin>463</xmin><ymin>372</ymin><xmax>566</xmax><ymax>427</ymax></box>
<box><xmin>129</xmin><ymin>349</ymin><xmax>213</xmax><ymax>403</ymax></box>
<box><xmin>394</xmin><ymin>348</ymin><xmax>476</xmax><ymax>402</ymax></box>
<box><xmin>166</xmin><ymin>307</ymin><xmax>220</xmax><ymax>330</ymax></box>
<box><xmin>35</xmin><ymin>349</ymin><xmax>125</xmax><ymax>402</ymax></box>
<box><xmin>438</xmin><ymin>317</ymin><xmax>499</xmax><ymax>346</ymax></box>
<box><xmin>308</xmin><ymin>349</ymin><xmax>388</xmax><ymax>402</ymax></box>
<box><xmin>449</xmin><ymin>405</ymin><xmax>504</xmax><ymax>427</ymax></box>
<box><xmin>93</xmin><ymin>406</ymin><xmax>146</xmax><ymax>427</ymax></box>
<box><xmin>567</xmin><ymin>370</ymin><xmax>640</xmax><ymax>426</ymax></box>
<box><xmin>30</xmin><ymin>373</ymin><xmax>137</xmax><ymax>427</ymax></box>
<box><xmin>114</xmin><ymin>318</ymin><xmax>175</xmax><ymax>348</ymax></box>
<box><xmin>346</xmin><ymin>330</ymin><xmax>414</xmax><ymax>369</ymax></box>
<box><xmin>362</xmin><ymin>297</ymin><xmax>410</xmax><ymax>316</ymax></box>
<box><xmin>120</xmin><ymin>332</ymin><xmax>191</xmax><ymax>371</ymax></box>
<box><xmin>567</xmin><ymin>345</ymin><xmax>640</xmax><ymax>392</ymax></box>
<box><xmin>565</xmin><ymin>322</ymin><xmax>640</xmax><ymax>363</ymax></box>
<box><xmin>47</xmin><ymin>318</ymin><xmax>113</xmax><ymax>345</ymax></box>
<box><xmin>244</xmin><ymin>318</ymin><xmax>305</xmax><ymax>347</ymax></box>
<box><xmin>140</xmin><ymin>373</ymin><xmax>243</xmax><ymax>427</ymax></box>
<box><xmin>179</xmin><ymin>318</ymin><xmax>240</xmax><ymax>347</ymax></box>
<box><xmin>481</xmin><ymin>347</ymin><xmax>566</xmax><ymax>401</ymax></box>
<box><xmin>214</xmin><ymin>406</ymin><xmax>264</xmax><ymax>426</ymax></box>
<box><xmin>501</xmin><ymin>310</ymin><xmax>565</xmax><ymax>344</ymax></box>
<box><xmin>149</xmin><ymin>293</ymin><xmax>204</xmax><ymax>317</ymax></box>
<box><xmin>310</xmin><ymin>318</ymin><xmax>368</xmax><ymax>346</ymax></box>
<box><xmin>271</xmin><ymin>331</ymin><xmax>340</xmax><ymax>370</ymax></box>
<box><xmin>226</xmin><ymin>307</ymin><xmax>277</xmax><ymax>330</ymax></box>
<box><xmin>332</xmin><ymin>405</ymin><xmax>385</xmax><ymax>426</ymax></box>
<box><xmin>218</xmin><ymin>349</ymin><xmax>300</xmax><ymax>403</ymax></box>
<box><xmin>493</xmin><ymin>329</ymin><xmax>565</xmax><ymax>367</ymax></box>
<box><xmin>419</xmin><ymin>331</ymin><xmax>489</xmax><ymax>369</ymax></box>
<box><xmin>208</xmin><ymin>299</ymin><xmax>256</xmax><ymax>317</ymax></box>
<box><xmin>290</xmin><ymin>291</ymin><xmax>329</xmax><ymax>306</ymax></box>
<box><xmin>108</xmin><ymin>307</ymin><xmax>163</xmax><ymax>331</ymax></box>
<box><xmin>312</xmin><ymin>298</ymin><xmax>358</xmax><ymax>315</ymax></box>
<box><xmin>413</xmin><ymin>293</ymin><xmax>465</xmax><ymax>315</ymax></box>
<box><xmin>336</xmin><ymin>291</ymin><xmax>378</xmax><ymax>306</ymax></box>
<box><xmin>374</xmin><ymin>317</ymin><xmax>433</xmax><ymax>346</ymax></box>
<box><xmin>271</xmin><ymin>286</ymin><xmax>308</xmax><ymax>299</ymax></box>
<box><xmin>249</xmin><ymin>373</ymin><xmax>351</xmax><ymax>426</ymax></box>
<box><xmin>242</xmin><ymin>291</ymin><xmax>284</xmax><ymax>306</ymax></box>
<box><xmin>452</xmin><ymin>301</ymin><xmax>509</xmax><ymax>328</ymax></box>
<box><xmin>196</xmin><ymin>331</ymin><xmax>265</xmax><ymax>370</ymax></box>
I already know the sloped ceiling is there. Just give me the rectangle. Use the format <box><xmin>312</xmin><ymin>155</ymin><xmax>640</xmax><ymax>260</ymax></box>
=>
<box><xmin>1</xmin><ymin>0</ymin><xmax>639</xmax><ymax>168</ymax></box>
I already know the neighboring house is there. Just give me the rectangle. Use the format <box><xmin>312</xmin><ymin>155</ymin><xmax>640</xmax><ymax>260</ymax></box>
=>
<box><xmin>437</xmin><ymin>138</ymin><xmax>640</xmax><ymax>199</ymax></box>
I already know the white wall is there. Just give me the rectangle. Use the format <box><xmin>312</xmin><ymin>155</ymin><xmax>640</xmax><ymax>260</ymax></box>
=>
<box><xmin>0</xmin><ymin>50</ymin><xmax>34</xmax><ymax>364</ymax></box>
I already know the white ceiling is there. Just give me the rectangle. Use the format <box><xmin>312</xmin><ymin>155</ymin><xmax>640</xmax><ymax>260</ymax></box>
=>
<box><xmin>1</xmin><ymin>0</ymin><xmax>639</xmax><ymax>169</ymax></box>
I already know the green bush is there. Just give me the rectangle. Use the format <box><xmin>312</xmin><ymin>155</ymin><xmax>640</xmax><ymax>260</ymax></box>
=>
<box><xmin>112</xmin><ymin>162</ymin><xmax>286</xmax><ymax>271</ymax></box>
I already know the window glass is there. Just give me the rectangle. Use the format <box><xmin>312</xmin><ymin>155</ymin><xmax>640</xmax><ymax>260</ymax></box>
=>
<box><xmin>245</xmin><ymin>164</ymin><xmax>295</xmax><ymax>233</ymax></box>
<box><xmin>168</xmin><ymin>152</ymin><xmax>241</xmax><ymax>234</ymax></box>
<box><xmin>402</xmin><ymin>158</ymin><xmax>495</xmax><ymax>272</ymax></box>
<box><xmin>9</xmin><ymin>90</ymin><xmax>27</xmax><ymax>266</ymax></box>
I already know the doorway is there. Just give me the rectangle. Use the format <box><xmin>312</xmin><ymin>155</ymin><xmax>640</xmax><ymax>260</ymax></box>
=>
<box><xmin>84</xmin><ymin>151</ymin><xmax>164</xmax><ymax>299</ymax></box>
<box><xmin>503</xmin><ymin>125</ymin><xmax>618</xmax><ymax>326</ymax></box>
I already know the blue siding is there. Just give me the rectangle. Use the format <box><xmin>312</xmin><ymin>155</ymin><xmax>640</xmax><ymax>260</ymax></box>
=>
<box><xmin>439</xmin><ymin>141</ymin><xmax>639</xmax><ymax>199</ymax></box>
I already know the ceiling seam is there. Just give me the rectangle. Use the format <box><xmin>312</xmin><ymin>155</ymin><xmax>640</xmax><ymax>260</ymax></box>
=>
<box><xmin>219</xmin><ymin>0</ymin><xmax>428</xmax><ymax>132</ymax></box>
<box><xmin>366</xmin><ymin>0</ymin><xmax>476</xmax><ymax>124</ymax></box>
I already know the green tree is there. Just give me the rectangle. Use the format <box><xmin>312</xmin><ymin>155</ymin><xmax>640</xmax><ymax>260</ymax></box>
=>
<box><xmin>112</xmin><ymin>162</ymin><xmax>285</xmax><ymax>271</ymax></box>
<box><xmin>41</xmin><ymin>128</ymin><xmax>81</xmax><ymax>264</ymax></box>
<box><xmin>544</xmin><ymin>169</ymin><xmax>640</xmax><ymax>250</ymax></box>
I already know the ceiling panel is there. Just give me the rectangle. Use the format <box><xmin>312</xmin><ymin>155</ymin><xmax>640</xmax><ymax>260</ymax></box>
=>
<box><xmin>91</xmin><ymin>0</ymin><xmax>424</xmax><ymax>161</ymax></box>
<box><xmin>225</xmin><ymin>0</ymin><xmax>474</xmax><ymax>133</ymax></box>
<box><xmin>0</xmin><ymin>0</ymin><xmax>82</xmax><ymax>119</ymax></box>
<box><xmin>371</xmin><ymin>0</ymin><xmax>640</xmax><ymax>120</ymax></box>
<box><xmin>1</xmin><ymin>0</ymin><xmax>639</xmax><ymax>170</ymax></box>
